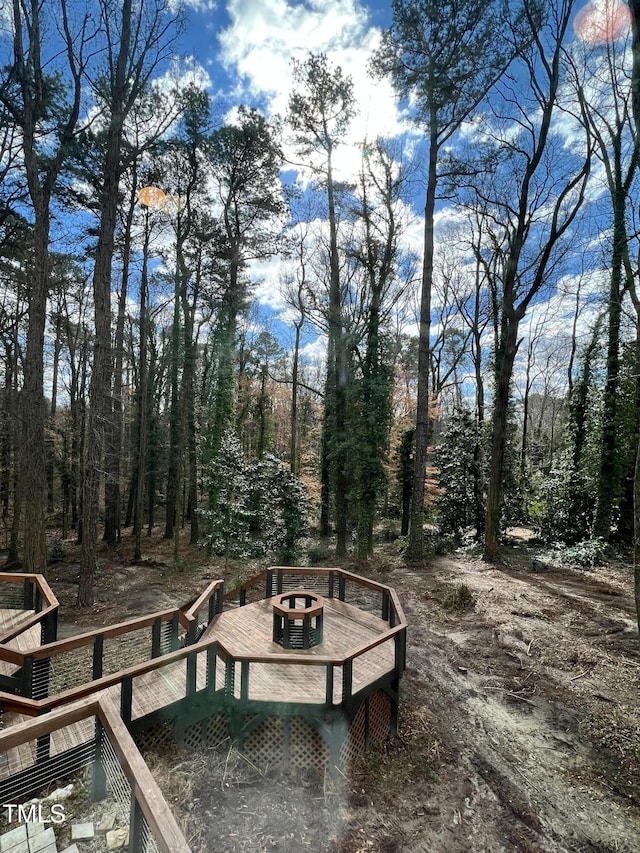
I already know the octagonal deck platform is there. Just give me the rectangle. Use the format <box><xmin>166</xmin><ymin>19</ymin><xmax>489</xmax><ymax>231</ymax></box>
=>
<box><xmin>202</xmin><ymin>596</ymin><xmax>395</xmax><ymax>705</ymax></box>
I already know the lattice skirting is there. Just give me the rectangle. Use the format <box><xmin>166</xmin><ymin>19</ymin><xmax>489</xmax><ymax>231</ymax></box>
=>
<box><xmin>137</xmin><ymin>691</ymin><xmax>393</xmax><ymax>773</ymax></box>
<box><xmin>134</xmin><ymin>722</ymin><xmax>175</xmax><ymax>754</ymax></box>
<box><xmin>369</xmin><ymin>690</ymin><xmax>392</xmax><ymax>744</ymax></box>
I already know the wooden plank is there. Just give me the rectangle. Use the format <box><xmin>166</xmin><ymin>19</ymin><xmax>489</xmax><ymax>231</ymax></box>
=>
<box><xmin>98</xmin><ymin>699</ymin><xmax>191</xmax><ymax>853</ymax></box>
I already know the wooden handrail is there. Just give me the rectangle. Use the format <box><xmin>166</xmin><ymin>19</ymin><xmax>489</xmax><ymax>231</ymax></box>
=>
<box><xmin>0</xmin><ymin>607</ymin><xmax>183</xmax><ymax>666</ymax></box>
<box><xmin>0</xmin><ymin>695</ymin><xmax>191</xmax><ymax>853</ymax></box>
<box><xmin>0</xmin><ymin>568</ymin><xmax>406</xmax><ymax>715</ymax></box>
<box><xmin>0</xmin><ymin>606</ymin><xmax>56</xmax><ymax>645</ymax></box>
<box><xmin>227</xmin><ymin>566</ymin><xmax>405</xmax><ymax>601</ymax></box>
<box><xmin>0</xmin><ymin>572</ymin><xmax>58</xmax><ymax>609</ymax></box>
<box><xmin>183</xmin><ymin>578</ymin><xmax>224</xmax><ymax>622</ymax></box>
<box><xmin>98</xmin><ymin>699</ymin><xmax>191</xmax><ymax>853</ymax></box>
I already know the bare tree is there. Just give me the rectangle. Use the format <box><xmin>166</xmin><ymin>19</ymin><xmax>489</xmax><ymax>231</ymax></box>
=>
<box><xmin>0</xmin><ymin>0</ymin><xmax>90</xmax><ymax>572</ymax></box>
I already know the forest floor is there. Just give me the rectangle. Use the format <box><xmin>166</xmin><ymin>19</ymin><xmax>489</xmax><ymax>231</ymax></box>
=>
<box><xmin>33</xmin><ymin>529</ymin><xmax>640</xmax><ymax>852</ymax></box>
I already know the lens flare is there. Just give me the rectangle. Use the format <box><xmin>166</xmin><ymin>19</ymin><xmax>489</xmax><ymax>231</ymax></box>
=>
<box><xmin>137</xmin><ymin>185</ymin><xmax>167</xmax><ymax>208</ymax></box>
<box><xmin>574</xmin><ymin>0</ymin><xmax>631</xmax><ymax>45</ymax></box>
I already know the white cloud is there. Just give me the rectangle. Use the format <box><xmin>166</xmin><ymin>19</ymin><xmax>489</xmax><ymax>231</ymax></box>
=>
<box><xmin>218</xmin><ymin>0</ymin><xmax>413</xmax><ymax>181</ymax></box>
<box><xmin>170</xmin><ymin>0</ymin><xmax>217</xmax><ymax>13</ymax></box>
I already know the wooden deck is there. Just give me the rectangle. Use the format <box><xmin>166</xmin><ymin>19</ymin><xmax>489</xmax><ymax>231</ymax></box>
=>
<box><xmin>0</xmin><ymin>594</ymin><xmax>399</xmax><ymax>781</ymax></box>
<box><xmin>202</xmin><ymin>597</ymin><xmax>395</xmax><ymax>704</ymax></box>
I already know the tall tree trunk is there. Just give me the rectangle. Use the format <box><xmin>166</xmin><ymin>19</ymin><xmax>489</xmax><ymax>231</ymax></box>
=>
<box><xmin>594</xmin><ymin>191</ymin><xmax>625</xmax><ymax>539</ymax></box>
<box><xmin>133</xmin><ymin>218</ymin><xmax>150</xmax><ymax>562</ymax></box>
<box><xmin>164</xmin><ymin>270</ymin><xmax>182</xmax><ymax>540</ymax></box>
<box><xmin>484</xmin><ymin>317</ymin><xmax>519</xmax><ymax>557</ymax></box>
<box><xmin>290</xmin><ymin>322</ymin><xmax>301</xmax><ymax>474</ymax></box>
<box><xmin>79</xmin><ymin>0</ymin><xmax>133</xmax><ymax>605</ymax></box>
<box><xmin>21</xmin><ymin>211</ymin><xmax>50</xmax><ymax>573</ymax></box>
<box><xmin>407</xmin><ymin>121</ymin><xmax>438</xmax><ymax>561</ymax></box>
<box><xmin>326</xmin><ymin>152</ymin><xmax>348</xmax><ymax>556</ymax></box>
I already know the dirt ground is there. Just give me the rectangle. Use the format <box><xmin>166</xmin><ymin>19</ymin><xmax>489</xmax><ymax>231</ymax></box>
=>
<box><xmin>38</xmin><ymin>531</ymin><xmax>640</xmax><ymax>852</ymax></box>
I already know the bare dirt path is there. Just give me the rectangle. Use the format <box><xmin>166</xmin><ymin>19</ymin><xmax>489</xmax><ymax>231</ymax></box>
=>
<box><xmin>351</xmin><ymin>548</ymin><xmax>640</xmax><ymax>852</ymax></box>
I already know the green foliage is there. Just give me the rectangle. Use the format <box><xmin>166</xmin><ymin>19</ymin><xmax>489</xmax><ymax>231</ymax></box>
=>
<box><xmin>202</xmin><ymin>431</ymin><xmax>309</xmax><ymax>564</ymax></box>
<box><xmin>288</xmin><ymin>53</ymin><xmax>355</xmax><ymax>156</ymax></box>
<box><xmin>539</xmin><ymin>537</ymin><xmax>608</xmax><ymax>570</ymax></box>
<box><xmin>201</xmin><ymin>430</ymin><xmax>256</xmax><ymax>561</ymax></box>
<box><xmin>532</xmin><ymin>457</ymin><xmax>594</xmax><ymax>545</ymax></box>
<box><xmin>441</xmin><ymin>582</ymin><xmax>475</xmax><ymax>612</ymax></box>
<box><xmin>48</xmin><ymin>538</ymin><xmax>67</xmax><ymax>564</ymax></box>
<box><xmin>251</xmin><ymin>454</ymin><xmax>310</xmax><ymax>565</ymax></box>
<box><xmin>435</xmin><ymin>408</ymin><xmax>481</xmax><ymax>539</ymax></box>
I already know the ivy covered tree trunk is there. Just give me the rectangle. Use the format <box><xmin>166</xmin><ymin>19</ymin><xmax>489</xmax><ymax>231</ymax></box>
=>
<box><xmin>485</xmin><ymin>319</ymin><xmax>519</xmax><ymax>556</ymax></box>
<box><xmin>593</xmin><ymin>191</ymin><xmax>625</xmax><ymax>539</ymax></box>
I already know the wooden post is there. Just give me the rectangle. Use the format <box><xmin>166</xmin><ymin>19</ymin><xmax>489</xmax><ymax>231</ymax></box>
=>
<box><xmin>240</xmin><ymin>660</ymin><xmax>249</xmax><ymax>702</ymax></box>
<box><xmin>239</xmin><ymin>588</ymin><xmax>247</xmax><ymax>607</ymax></box>
<box><xmin>42</xmin><ymin>608</ymin><xmax>57</xmax><ymax>644</ymax></box>
<box><xmin>128</xmin><ymin>792</ymin><xmax>144</xmax><ymax>853</ymax></box>
<box><xmin>328</xmin><ymin>571</ymin><xmax>335</xmax><ymax>599</ymax></box>
<box><xmin>186</xmin><ymin>618</ymin><xmax>197</xmax><ymax>646</ymax></box>
<box><xmin>91</xmin><ymin>718</ymin><xmax>107</xmax><ymax>801</ymax></box>
<box><xmin>121</xmin><ymin>675</ymin><xmax>133</xmax><ymax>726</ymax></box>
<box><xmin>22</xmin><ymin>655</ymin><xmax>34</xmax><ymax>699</ymax></box>
<box><xmin>151</xmin><ymin>618</ymin><xmax>162</xmax><ymax>658</ymax></box>
<box><xmin>23</xmin><ymin>578</ymin><xmax>34</xmax><ymax>610</ymax></box>
<box><xmin>382</xmin><ymin>591</ymin><xmax>390</xmax><ymax>622</ymax></box>
<box><xmin>338</xmin><ymin>575</ymin><xmax>346</xmax><ymax>602</ymax></box>
<box><xmin>93</xmin><ymin>634</ymin><xmax>104</xmax><ymax>680</ymax></box>
<box><xmin>342</xmin><ymin>660</ymin><xmax>352</xmax><ymax>710</ymax></box>
<box><xmin>225</xmin><ymin>657</ymin><xmax>235</xmax><ymax>697</ymax></box>
<box><xmin>186</xmin><ymin>650</ymin><xmax>197</xmax><ymax>699</ymax></box>
<box><xmin>265</xmin><ymin>569</ymin><xmax>273</xmax><ymax>599</ymax></box>
<box><xmin>170</xmin><ymin>612</ymin><xmax>179</xmax><ymax>650</ymax></box>
<box><xmin>325</xmin><ymin>665</ymin><xmax>334</xmax><ymax>705</ymax></box>
<box><xmin>206</xmin><ymin>645</ymin><xmax>217</xmax><ymax>693</ymax></box>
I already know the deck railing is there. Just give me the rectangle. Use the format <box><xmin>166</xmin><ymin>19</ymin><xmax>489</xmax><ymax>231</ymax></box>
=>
<box><xmin>0</xmin><ymin>579</ymin><xmax>224</xmax><ymax>703</ymax></box>
<box><xmin>223</xmin><ymin>567</ymin><xmax>407</xmax><ymax>712</ymax></box>
<box><xmin>227</xmin><ymin>566</ymin><xmax>406</xmax><ymax>632</ymax></box>
<box><xmin>0</xmin><ymin>573</ymin><xmax>58</xmax><ymax>645</ymax></box>
<box><xmin>183</xmin><ymin>579</ymin><xmax>225</xmax><ymax>642</ymax></box>
<box><xmin>0</xmin><ymin>566</ymin><xmax>404</xmax><ymax>717</ymax></box>
<box><xmin>0</xmin><ymin>696</ymin><xmax>191</xmax><ymax>852</ymax></box>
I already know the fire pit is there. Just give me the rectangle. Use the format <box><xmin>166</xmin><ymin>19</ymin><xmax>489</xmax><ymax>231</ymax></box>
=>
<box><xmin>272</xmin><ymin>591</ymin><xmax>324</xmax><ymax>649</ymax></box>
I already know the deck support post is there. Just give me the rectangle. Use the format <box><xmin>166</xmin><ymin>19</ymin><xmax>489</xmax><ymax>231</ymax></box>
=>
<box><xmin>151</xmin><ymin>618</ymin><xmax>162</xmax><ymax>658</ymax></box>
<box><xmin>91</xmin><ymin>718</ymin><xmax>107</xmax><ymax>802</ymax></box>
<box><xmin>240</xmin><ymin>661</ymin><xmax>249</xmax><ymax>701</ymax></box>
<box><xmin>325</xmin><ymin>665</ymin><xmax>334</xmax><ymax>705</ymax></box>
<box><xmin>381</xmin><ymin>591</ymin><xmax>390</xmax><ymax>622</ymax></box>
<box><xmin>121</xmin><ymin>675</ymin><xmax>133</xmax><ymax>726</ymax></box>
<box><xmin>21</xmin><ymin>655</ymin><xmax>34</xmax><ymax>699</ymax></box>
<box><xmin>23</xmin><ymin>578</ymin><xmax>34</xmax><ymax>610</ymax></box>
<box><xmin>170</xmin><ymin>612</ymin><xmax>180</xmax><ymax>650</ymax></box>
<box><xmin>128</xmin><ymin>792</ymin><xmax>144</xmax><ymax>853</ymax></box>
<box><xmin>206</xmin><ymin>644</ymin><xmax>217</xmax><ymax>694</ymax></box>
<box><xmin>342</xmin><ymin>660</ymin><xmax>353</xmax><ymax>711</ymax></box>
<box><xmin>338</xmin><ymin>575</ymin><xmax>346</xmax><ymax>602</ymax></box>
<box><xmin>93</xmin><ymin>634</ymin><xmax>104</xmax><ymax>680</ymax></box>
<box><xmin>41</xmin><ymin>607</ymin><xmax>57</xmax><ymax>644</ymax></box>
<box><xmin>186</xmin><ymin>650</ymin><xmax>197</xmax><ymax>700</ymax></box>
